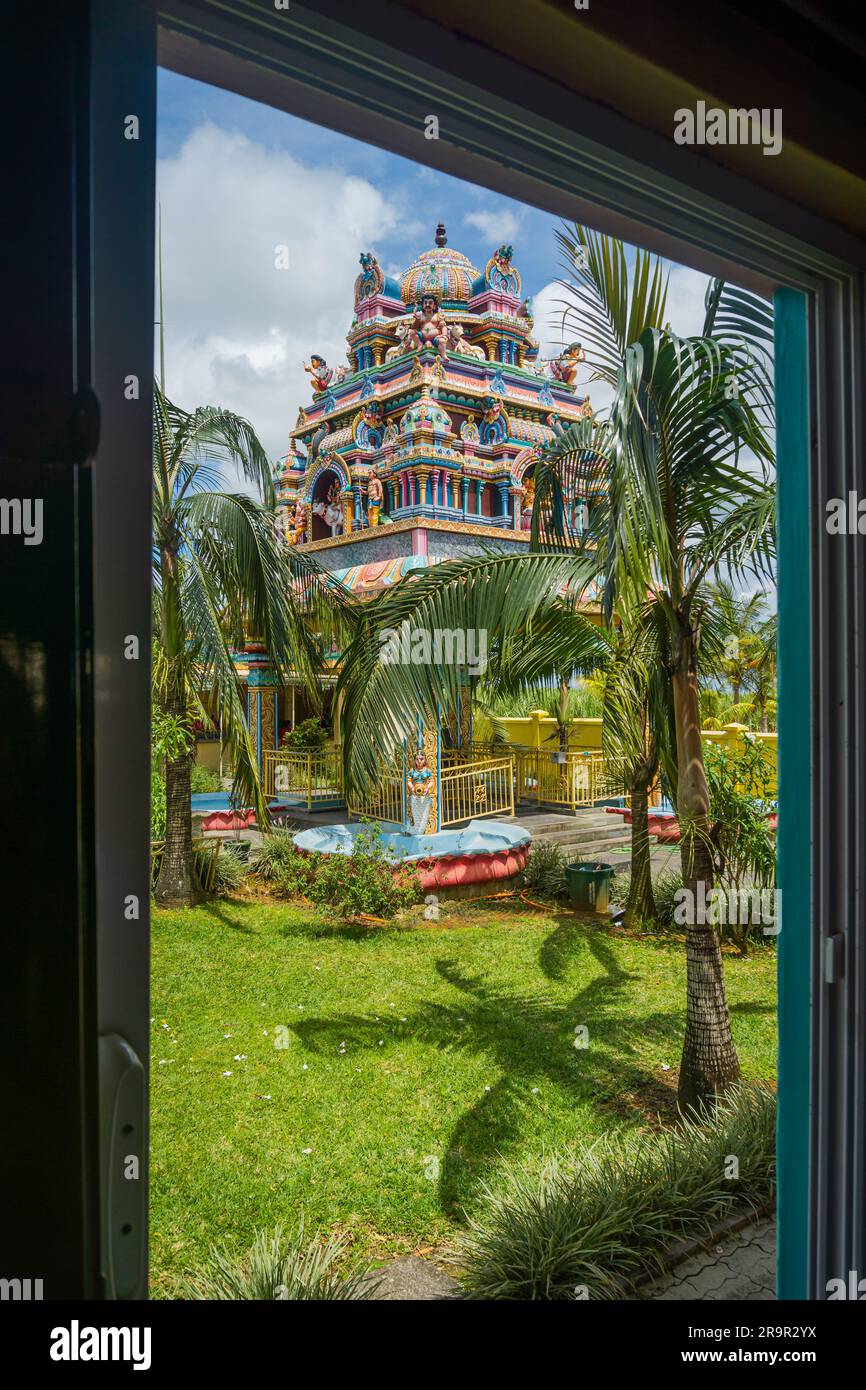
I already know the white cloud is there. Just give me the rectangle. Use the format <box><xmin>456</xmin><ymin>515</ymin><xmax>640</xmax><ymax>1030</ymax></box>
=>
<box><xmin>463</xmin><ymin>208</ymin><xmax>522</xmax><ymax>244</ymax></box>
<box><xmin>157</xmin><ymin>123</ymin><xmax>405</xmax><ymax>477</ymax></box>
<box><xmin>664</xmin><ymin>264</ymin><xmax>710</xmax><ymax>336</ymax></box>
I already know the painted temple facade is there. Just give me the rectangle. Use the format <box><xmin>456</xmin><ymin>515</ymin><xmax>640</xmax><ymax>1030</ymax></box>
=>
<box><xmin>274</xmin><ymin>223</ymin><xmax>595</xmax><ymax>598</ymax></box>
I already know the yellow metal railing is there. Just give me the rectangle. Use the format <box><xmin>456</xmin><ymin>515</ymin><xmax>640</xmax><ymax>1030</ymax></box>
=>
<box><xmin>347</xmin><ymin>765</ymin><xmax>405</xmax><ymax>826</ymax></box>
<box><xmin>263</xmin><ymin>748</ymin><xmax>343</xmax><ymax>809</ymax></box>
<box><xmin>515</xmin><ymin>750</ymin><xmax>629</xmax><ymax>811</ymax></box>
<box><xmin>439</xmin><ymin>757</ymin><xmax>515</xmax><ymax>828</ymax></box>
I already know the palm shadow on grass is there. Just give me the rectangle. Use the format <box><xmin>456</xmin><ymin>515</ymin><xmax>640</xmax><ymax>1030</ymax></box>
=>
<box><xmin>289</xmin><ymin>919</ymin><xmax>750</xmax><ymax>1221</ymax></box>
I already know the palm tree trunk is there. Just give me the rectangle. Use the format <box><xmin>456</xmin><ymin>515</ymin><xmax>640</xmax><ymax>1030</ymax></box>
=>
<box><xmin>672</xmin><ymin>646</ymin><xmax>741</xmax><ymax>1112</ymax></box>
<box><xmin>625</xmin><ymin>777</ymin><xmax>655</xmax><ymax>926</ymax></box>
<box><xmin>155</xmin><ymin>691</ymin><xmax>196</xmax><ymax>905</ymax></box>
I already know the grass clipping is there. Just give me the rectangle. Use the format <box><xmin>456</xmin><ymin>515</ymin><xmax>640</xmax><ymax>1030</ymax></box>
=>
<box><xmin>459</xmin><ymin>1084</ymin><xmax>775</xmax><ymax>1300</ymax></box>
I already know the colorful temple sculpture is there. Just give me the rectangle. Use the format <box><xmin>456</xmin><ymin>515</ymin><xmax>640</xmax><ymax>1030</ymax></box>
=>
<box><xmin>274</xmin><ymin>224</ymin><xmax>599</xmax><ymax>596</ymax></box>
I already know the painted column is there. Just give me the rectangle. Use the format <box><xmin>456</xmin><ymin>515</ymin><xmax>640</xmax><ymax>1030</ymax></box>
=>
<box><xmin>461</xmin><ymin>476</ymin><xmax>470</xmax><ymax>518</ymax></box>
<box><xmin>476</xmin><ymin>479</ymin><xmax>484</xmax><ymax>515</ymax></box>
<box><xmin>245</xmin><ymin>659</ymin><xmax>279</xmax><ymax>780</ymax></box>
<box><xmin>497</xmin><ymin>481</ymin><xmax>510</xmax><ymax>518</ymax></box>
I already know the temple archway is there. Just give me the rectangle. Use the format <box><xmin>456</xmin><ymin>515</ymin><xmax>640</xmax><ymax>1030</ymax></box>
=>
<box><xmin>310</xmin><ymin>466</ymin><xmax>346</xmax><ymax>540</ymax></box>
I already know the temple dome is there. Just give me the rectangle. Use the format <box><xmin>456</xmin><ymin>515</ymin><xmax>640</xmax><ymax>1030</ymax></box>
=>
<box><xmin>400</xmin><ymin>227</ymin><xmax>478</xmax><ymax>306</ymax></box>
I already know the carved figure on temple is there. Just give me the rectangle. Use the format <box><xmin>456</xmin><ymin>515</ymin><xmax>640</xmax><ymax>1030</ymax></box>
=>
<box><xmin>312</xmin><ymin>479</ymin><xmax>344</xmax><ymax>538</ymax></box>
<box><xmin>286</xmin><ymin>498</ymin><xmax>307</xmax><ymax>545</ymax></box>
<box><xmin>354</xmin><ymin>250</ymin><xmax>384</xmax><ymax>303</ymax></box>
<box><xmin>548</xmin><ymin>342</ymin><xmax>586</xmax><ymax>386</ymax></box>
<box><xmin>518</xmin><ymin>295</ymin><xmax>534</xmax><ymax>321</ymax></box>
<box><xmin>480</xmin><ymin>395</ymin><xmax>508</xmax><ymax>445</ymax></box>
<box><xmin>354</xmin><ymin>400</ymin><xmax>385</xmax><ymax>451</ymax></box>
<box><xmin>485</xmin><ymin>243</ymin><xmax>521</xmax><ymax>296</ymax></box>
<box><xmin>519</xmin><ymin>475</ymin><xmax>535</xmax><ymax>531</ymax></box>
<box><xmin>460</xmin><ymin>415</ymin><xmax>480</xmax><ymax>446</ymax></box>
<box><xmin>407</xmin><ymin>749</ymin><xmax>434</xmax><ymax>836</ymax></box>
<box><xmin>333</xmin><ymin>364</ymin><xmax>349</xmax><ymax>385</ymax></box>
<box><xmin>367</xmin><ymin>467</ymin><xmax>384</xmax><ymax>527</ymax></box>
<box><xmin>303</xmin><ymin>354</ymin><xmax>333</xmax><ymax>394</ymax></box>
<box><xmin>384</xmin><ymin>321</ymin><xmax>411</xmax><ymax>362</ymax></box>
<box><xmin>407</xmin><ymin>293</ymin><xmax>448</xmax><ymax>358</ymax></box>
<box><xmin>446</xmin><ymin>322</ymin><xmax>486</xmax><ymax>360</ymax></box>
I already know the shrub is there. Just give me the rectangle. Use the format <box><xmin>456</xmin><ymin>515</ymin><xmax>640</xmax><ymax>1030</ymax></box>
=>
<box><xmin>213</xmin><ymin>844</ymin><xmax>247</xmax><ymax>893</ymax></box>
<box><xmin>610</xmin><ymin>867</ymin><xmax>683</xmax><ymax>929</ymax></box>
<box><xmin>151</xmin><ymin>769</ymin><xmax>166</xmax><ymax>841</ymax></box>
<box><xmin>521</xmin><ymin>841</ymin><xmax>568</xmax><ymax>899</ymax></box>
<box><xmin>652</xmin><ymin>868</ymin><xmax>685</xmax><ymax>927</ymax></box>
<box><xmin>460</xmin><ymin>1084</ymin><xmax>775</xmax><ymax>1300</ymax></box>
<box><xmin>281</xmin><ymin>717</ymin><xmax>329</xmax><ymax>750</ymax></box>
<box><xmin>249</xmin><ymin>829</ymin><xmax>303</xmax><ymax>881</ymax></box>
<box><xmin>182</xmin><ymin>1221</ymin><xmax>378</xmax><ymax>1300</ymax></box>
<box><xmin>307</xmin><ymin>822</ymin><xmax>421</xmax><ymax>920</ymax></box>
<box><xmin>190</xmin><ymin>763</ymin><xmax>221</xmax><ymax>793</ymax></box>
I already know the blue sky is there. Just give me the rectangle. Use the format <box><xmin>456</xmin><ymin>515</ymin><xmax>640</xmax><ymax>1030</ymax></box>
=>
<box><xmin>156</xmin><ymin>69</ymin><xmax>710</xmax><ymax>464</ymax></box>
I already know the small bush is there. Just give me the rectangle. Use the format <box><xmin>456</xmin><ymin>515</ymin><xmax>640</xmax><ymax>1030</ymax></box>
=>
<box><xmin>521</xmin><ymin>841</ymin><xmax>568</xmax><ymax>899</ymax></box>
<box><xmin>151</xmin><ymin>769</ymin><xmax>166</xmax><ymax>841</ymax></box>
<box><xmin>249</xmin><ymin>829</ymin><xmax>302</xmax><ymax>881</ymax></box>
<box><xmin>213</xmin><ymin>844</ymin><xmax>247</xmax><ymax>893</ymax></box>
<box><xmin>307</xmin><ymin>822</ymin><xmax>421</xmax><ymax>920</ymax></box>
<box><xmin>190</xmin><ymin>763</ymin><xmax>221</xmax><ymax>793</ymax></box>
<box><xmin>610</xmin><ymin>867</ymin><xmax>684</xmax><ymax>929</ymax></box>
<box><xmin>460</xmin><ymin>1084</ymin><xmax>775</xmax><ymax>1300</ymax></box>
<box><xmin>653</xmin><ymin>868</ymin><xmax>685</xmax><ymax>927</ymax></box>
<box><xmin>182</xmin><ymin>1221</ymin><xmax>378</xmax><ymax>1300</ymax></box>
<box><xmin>281</xmin><ymin>718</ymin><xmax>329</xmax><ymax>750</ymax></box>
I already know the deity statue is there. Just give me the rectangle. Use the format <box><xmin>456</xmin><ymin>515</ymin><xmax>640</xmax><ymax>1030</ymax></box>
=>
<box><xmin>367</xmin><ymin>467</ymin><xmax>384</xmax><ymax>527</ymax></box>
<box><xmin>354</xmin><ymin>250</ymin><xmax>384</xmax><ymax>304</ymax></box>
<box><xmin>548</xmin><ymin>342</ymin><xmax>586</xmax><ymax>387</ymax></box>
<box><xmin>519</xmin><ymin>475</ymin><xmax>535</xmax><ymax>531</ymax></box>
<box><xmin>407</xmin><ymin>749</ymin><xmax>434</xmax><ymax>836</ymax></box>
<box><xmin>406</xmin><ymin>293</ymin><xmax>448</xmax><ymax>358</ymax></box>
<box><xmin>485</xmin><ymin>243</ymin><xmax>521</xmax><ymax>296</ymax></box>
<box><xmin>480</xmin><ymin>395</ymin><xmax>508</xmax><ymax>445</ymax></box>
<box><xmin>312</xmin><ymin>479</ymin><xmax>344</xmax><ymax>538</ymax></box>
<box><xmin>446</xmin><ymin>322</ymin><xmax>486</xmax><ymax>360</ymax></box>
<box><xmin>303</xmin><ymin>354</ymin><xmax>333</xmax><ymax>394</ymax></box>
<box><xmin>286</xmin><ymin>498</ymin><xmax>307</xmax><ymax>545</ymax></box>
<box><xmin>354</xmin><ymin>400</ymin><xmax>385</xmax><ymax>450</ymax></box>
<box><xmin>460</xmin><ymin>415</ymin><xmax>480</xmax><ymax>446</ymax></box>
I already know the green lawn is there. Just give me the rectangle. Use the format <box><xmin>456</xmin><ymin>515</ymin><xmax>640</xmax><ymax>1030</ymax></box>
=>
<box><xmin>150</xmin><ymin>896</ymin><xmax>776</xmax><ymax>1297</ymax></box>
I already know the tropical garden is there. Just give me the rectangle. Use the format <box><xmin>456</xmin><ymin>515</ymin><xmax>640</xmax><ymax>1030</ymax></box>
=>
<box><xmin>150</xmin><ymin>225</ymin><xmax>779</xmax><ymax>1299</ymax></box>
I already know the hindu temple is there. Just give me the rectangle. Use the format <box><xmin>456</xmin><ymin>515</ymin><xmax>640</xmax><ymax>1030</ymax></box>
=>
<box><xmin>274</xmin><ymin>223</ymin><xmax>594</xmax><ymax>595</ymax></box>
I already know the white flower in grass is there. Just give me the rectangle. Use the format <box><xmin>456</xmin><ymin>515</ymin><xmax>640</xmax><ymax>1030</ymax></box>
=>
<box><xmin>301</xmin><ymin>1147</ymin><xmax>313</xmax><ymax>1155</ymax></box>
<box><xmin>222</xmin><ymin>1071</ymin><xmax>232</xmax><ymax>1077</ymax></box>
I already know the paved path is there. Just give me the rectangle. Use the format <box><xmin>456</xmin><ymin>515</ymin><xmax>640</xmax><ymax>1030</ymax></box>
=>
<box><xmin>639</xmin><ymin>1217</ymin><xmax>776</xmax><ymax>1301</ymax></box>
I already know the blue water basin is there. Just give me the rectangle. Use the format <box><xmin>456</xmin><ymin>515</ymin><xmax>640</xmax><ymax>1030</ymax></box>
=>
<box><xmin>292</xmin><ymin>819</ymin><xmax>531</xmax><ymax>863</ymax></box>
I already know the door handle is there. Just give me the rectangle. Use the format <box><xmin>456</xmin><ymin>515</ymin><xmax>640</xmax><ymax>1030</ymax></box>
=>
<box><xmin>99</xmin><ymin>1033</ymin><xmax>147</xmax><ymax>1299</ymax></box>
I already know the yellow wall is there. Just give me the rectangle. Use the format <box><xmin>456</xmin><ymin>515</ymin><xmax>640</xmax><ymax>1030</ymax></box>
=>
<box><xmin>497</xmin><ymin>714</ymin><xmax>777</xmax><ymax>794</ymax></box>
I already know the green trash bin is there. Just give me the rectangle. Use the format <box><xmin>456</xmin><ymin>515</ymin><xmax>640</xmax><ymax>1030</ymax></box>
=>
<box><xmin>565</xmin><ymin>861</ymin><xmax>614</xmax><ymax>913</ymax></box>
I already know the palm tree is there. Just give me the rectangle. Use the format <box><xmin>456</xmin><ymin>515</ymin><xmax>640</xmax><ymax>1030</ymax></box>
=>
<box><xmin>705</xmin><ymin>580</ymin><xmax>768</xmax><ymax>707</ymax></box>
<box><xmin>538</xmin><ymin>225</ymin><xmax>775</xmax><ymax>1110</ymax></box>
<box><xmin>151</xmin><ymin>384</ymin><xmax>334</xmax><ymax>905</ymax></box>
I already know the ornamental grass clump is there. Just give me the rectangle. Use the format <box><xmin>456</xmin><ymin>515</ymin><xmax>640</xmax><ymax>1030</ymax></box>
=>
<box><xmin>459</xmin><ymin>1083</ymin><xmax>775</xmax><ymax>1300</ymax></box>
<box><xmin>182</xmin><ymin>1221</ymin><xmax>379</xmax><ymax>1301</ymax></box>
